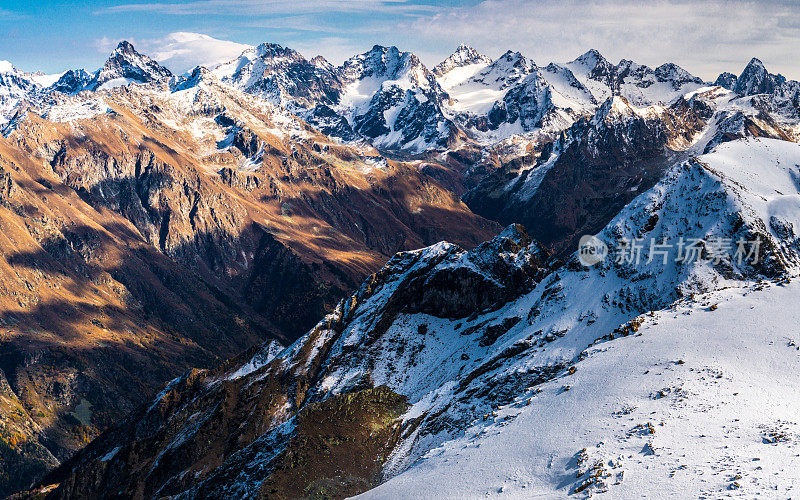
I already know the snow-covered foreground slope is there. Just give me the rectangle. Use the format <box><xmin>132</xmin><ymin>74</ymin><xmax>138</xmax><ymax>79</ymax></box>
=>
<box><xmin>354</xmin><ymin>138</ymin><xmax>800</xmax><ymax>499</ymax></box>
<box><xmin>360</xmin><ymin>278</ymin><xmax>800</xmax><ymax>498</ymax></box>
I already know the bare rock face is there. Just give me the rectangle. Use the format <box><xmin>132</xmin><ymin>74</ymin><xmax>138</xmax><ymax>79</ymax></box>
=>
<box><xmin>0</xmin><ymin>134</ymin><xmax>276</xmax><ymax>496</ymax></box>
<box><xmin>714</xmin><ymin>71</ymin><xmax>738</xmax><ymax>90</ymax></box>
<box><xmin>0</xmin><ymin>166</ymin><xmax>18</xmax><ymax>205</ymax></box>
<box><xmin>366</xmin><ymin>224</ymin><xmax>552</xmax><ymax>321</ymax></box>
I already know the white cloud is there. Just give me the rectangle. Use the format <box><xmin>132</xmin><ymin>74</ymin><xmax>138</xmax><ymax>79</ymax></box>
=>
<box><xmin>289</xmin><ymin>36</ymin><xmax>368</xmax><ymax>65</ymax></box>
<box><xmin>0</xmin><ymin>8</ymin><xmax>25</xmax><ymax>21</ymax></box>
<box><xmin>94</xmin><ymin>35</ymin><xmax>124</xmax><ymax>54</ymax></box>
<box><xmin>142</xmin><ymin>32</ymin><xmax>252</xmax><ymax>73</ymax></box>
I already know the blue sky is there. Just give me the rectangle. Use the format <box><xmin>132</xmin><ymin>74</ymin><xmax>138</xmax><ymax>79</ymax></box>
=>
<box><xmin>1</xmin><ymin>0</ymin><xmax>798</xmax><ymax>80</ymax></box>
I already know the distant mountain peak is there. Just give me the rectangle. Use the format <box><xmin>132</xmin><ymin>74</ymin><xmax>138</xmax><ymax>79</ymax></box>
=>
<box><xmin>734</xmin><ymin>57</ymin><xmax>784</xmax><ymax>96</ymax></box>
<box><xmin>91</xmin><ymin>40</ymin><xmax>172</xmax><ymax>90</ymax></box>
<box><xmin>714</xmin><ymin>71</ymin><xmax>738</xmax><ymax>90</ymax></box>
<box><xmin>433</xmin><ymin>44</ymin><xmax>491</xmax><ymax>76</ymax></box>
<box><xmin>573</xmin><ymin>48</ymin><xmax>609</xmax><ymax>67</ymax></box>
<box><xmin>114</xmin><ymin>40</ymin><xmax>137</xmax><ymax>54</ymax></box>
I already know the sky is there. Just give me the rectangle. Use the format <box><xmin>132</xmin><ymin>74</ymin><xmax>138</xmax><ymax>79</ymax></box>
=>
<box><xmin>0</xmin><ymin>0</ymin><xmax>799</xmax><ymax>80</ymax></box>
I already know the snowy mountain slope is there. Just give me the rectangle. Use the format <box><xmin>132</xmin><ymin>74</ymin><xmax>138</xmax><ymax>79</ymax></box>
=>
<box><xmin>212</xmin><ymin>43</ymin><xmax>456</xmax><ymax>152</ymax></box>
<box><xmin>0</xmin><ymin>61</ymin><xmax>42</xmax><ymax>126</ymax></box>
<box><xmin>336</xmin><ymin>45</ymin><xmax>456</xmax><ymax>152</ymax></box>
<box><xmin>4</xmin><ymin>39</ymin><xmax>800</xmax><ymax>498</ymax></box>
<box><xmin>335</xmin><ymin>138</ymin><xmax>800</xmax><ymax>496</ymax></box>
<box><xmin>438</xmin><ymin>48</ymin><xmax>705</xmax><ymax>144</ymax></box>
<box><xmin>563</xmin><ymin>49</ymin><xmax>705</xmax><ymax>107</ymax></box>
<box><xmin>362</xmin><ymin>278</ymin><xmax>800</xmax><ymax>499</ymax></box>
<box><xmin>440</xmin><ymin>50</ymin><xmax>538</xmax><ymax>138</ymax></box>
<box><xmin>38</xmin><ymin>138</ymin><xmax>800</xmax><ymax>499</ymax></box>
<box><xmin>433</xmin><ymin>44</ymin><xmax>492</xmax><ymax>89</ymax></box>
<box><xmin>211</xmin><ymin>42</ymin><xmax>343</xmax><ymax>107</ymax></box>
<box><xmin>462</xmin><ymin>95</ymin><xmax>696</xmax><ymax>253</ymax></box>
<box><xmin>10</xmin><ymin>41</ymin><xmax>172</xmax><ymax>102</ymax></box>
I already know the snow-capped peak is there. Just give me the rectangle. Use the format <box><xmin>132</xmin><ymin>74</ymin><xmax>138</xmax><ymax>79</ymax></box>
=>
<box><xmin>654</xmin><ymin>62</ymin><xmax>704</xmax><ymax>88</ymax></box>
<box><xmin>592</xmin><ymin>95</ymin><xmax>637</xmax><ymax>124</ymax></box>
<box><xmin>253</xmin><ymin>42</ymin><xmax>299</xmax><ymax>60</ymax></box>
<box><xmin>466</xmin><ymin>50</ymin><xmax>532</xmax><ymax>91</ymax></box>
<box><xmin>733</xmin><ymin>57</ymin><xmax>780</xmax><ymax>96</ymax></box>
<box><xmin>91</xmin><ymin>40</ymin><xmax>172</xmax><ymax>91</ymax></box>
<box><xmin>0</xmin><ymin>60</ymin><xmax>16</xmax><ymax>74</ymax></box>
<box><xmin>714</xmin><ymin>71</ymin><xmax>738</xmax><ymax>90</ymax></box>
<box><xmin>433</xmin><ymin>44</ymin><xmax>492</xmax><ymax>77</ymax></box>
<box><xmin>571</xmin><ymin>48</ymin><xmax>611</xmax><ymax>71</ymax></box>
<box><xmin>340</xmin><ymin>45</ymin><xmax>426</xmax><ymax>84</ymax></box>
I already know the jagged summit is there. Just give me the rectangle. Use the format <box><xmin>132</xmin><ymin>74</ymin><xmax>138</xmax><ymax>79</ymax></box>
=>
<box><xmin>433</xmin><ymin>44</ymin><xmax>492</xmax><ymax>76</ymax></box>
<box><xmin>654</xmin><ymin>62</ymin><xmax>704</xmax><ymax>87</ymax></box>
<box><xmin>714</xmin><ymin>71</ymin><xmax>738</xmax><ymax>90</ymax></box>
<box><xmin>340</xmin><ymin>45</ymin><xmax>422</xmax><ymax>82</ymax></box>
<box><xmin>87</xmin><ymin>40</ymin><xmax>172</xmax><ymax>91</ymax></box>
<box><xmin>114</xmin><ymin>40</ymin><xmax>136</xmax><ymax>55</ymax></box>
<box><xmin>211</xmin><ymin>40</ymin><xmax>342</xmax><ymax>106</ymax></box>
<box><xmin>733</xmin><ymin>57</ymin><xmax>782</xmax><ymax>95</ymax></box>
<box><xmin>469</xmin><ymin>50</ymin><xmax>532</xmax><ymax>89</ymax></box>
<box><xmin>252</xmin><ymin>41</ymin><xmax>301</xmax><ymax>60</ymax></box>
<box><xmin>571</xmin><ymin>48</ymin><xmax>610</xmax><ymax>68</ymax></box>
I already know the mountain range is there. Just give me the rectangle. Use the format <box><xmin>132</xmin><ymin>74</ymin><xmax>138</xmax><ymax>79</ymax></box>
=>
<box><xmin>0</xmin><ymin>39</ymin><xmax>798</xmax><ymax>498</ymax></box>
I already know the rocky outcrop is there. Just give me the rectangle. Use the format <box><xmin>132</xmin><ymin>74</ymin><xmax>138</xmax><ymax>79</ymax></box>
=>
<box><xmin>714</xmin><ymin>71</ymin><xmax>738</xmax><ymax>90</ymax></box>
<box><xmin>365</xmin><ymin>224</ymin><xmax>551</xmax><ymax>321</ymax></box>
